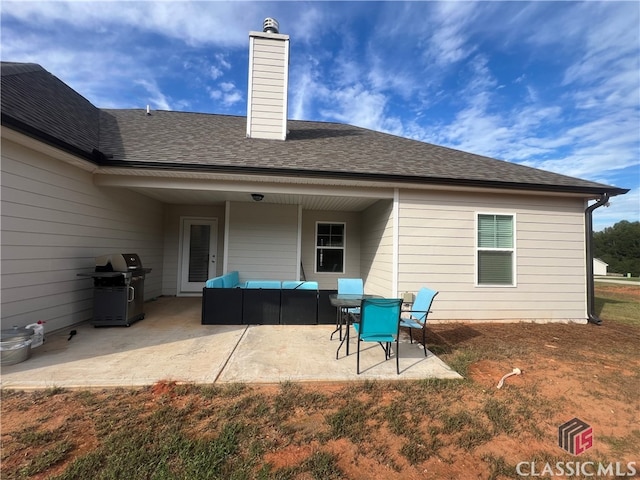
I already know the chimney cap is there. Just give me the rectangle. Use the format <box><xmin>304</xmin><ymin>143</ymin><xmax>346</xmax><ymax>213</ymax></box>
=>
<box><xmin>263</xmin><ymin>17</ymin><xmax>279</xmax><ymax>34</ymax></box>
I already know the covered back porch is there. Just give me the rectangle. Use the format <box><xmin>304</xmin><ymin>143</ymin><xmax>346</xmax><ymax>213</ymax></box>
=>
<box><xmin>95</xmin><ymin>170</ymin><xmax>398</xmax><ymax>300</ymax></box>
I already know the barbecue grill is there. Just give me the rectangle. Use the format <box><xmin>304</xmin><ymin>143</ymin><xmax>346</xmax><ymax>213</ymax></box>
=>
<box><xmin>78</xmin><ymin>253</ymin><xmax>152</xmax><ymax>327</ymax></box>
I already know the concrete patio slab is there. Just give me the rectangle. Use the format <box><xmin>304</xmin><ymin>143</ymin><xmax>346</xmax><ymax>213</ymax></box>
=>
<box><xmin>1</xmin><ymin>296</ymin><xmax>461</xmax><ymax>389</ymax></box>
<box><xmin>219</xmin><ymin>324</ymin><xmax>461</xmax><ymax>383</ymax></box>
<box><xmin>0</xmin><ymin>297</ymin><xmax>246</xmax><ymax>389</ymax></box>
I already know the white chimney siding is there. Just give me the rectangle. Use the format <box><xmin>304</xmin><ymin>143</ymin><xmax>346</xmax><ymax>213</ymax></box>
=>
<box><xmin>246</xmin><ymin>29</ymin><xmax>290</xmax><ymax>141</ymax></box>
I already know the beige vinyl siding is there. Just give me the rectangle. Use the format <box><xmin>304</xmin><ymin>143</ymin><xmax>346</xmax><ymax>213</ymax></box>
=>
<box><xmin>397</xmin><ymin>189</ymin><xmax>587</xmax><ymax>321</ymax></box>
<box><xmin>360</xmin><ymin>200</ymin><xmax>394</xmax><ymax>296</ymax></box>
<box><xmin>162</xmin><ymin>205</ymin><xmax>226</xmax><ymax>296</ymax></box>
<box><xmin>247</xmin><ymin>34</ymin><xmax>288</xmax><ymax>140</ymax></box>
<box><xmin>1</xmin><ymin>139</ymin><xmax>165</xmax><ymax>332</ymax></box>
<box><xmin>301</xmin><ymin>210</ymin><xmax>361</xmax><ymax>290</ymax></box>
<box><xmin>227</xmin><ymin>202</ymin><xmax>298</xmax><ymax>282</ymax></box>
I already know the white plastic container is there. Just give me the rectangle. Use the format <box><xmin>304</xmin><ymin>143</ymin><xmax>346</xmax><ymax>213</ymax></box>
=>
<box><xmin>25</xmin><ymin>322</ymin><xmax>45</xmax><ymax>348</ymax></box>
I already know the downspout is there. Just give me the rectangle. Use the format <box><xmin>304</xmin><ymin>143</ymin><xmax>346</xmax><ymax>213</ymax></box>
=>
<box><xmin>585</xmin><ymin>193</ymin><xmax>609</xmax><ymax>325</ymax></box>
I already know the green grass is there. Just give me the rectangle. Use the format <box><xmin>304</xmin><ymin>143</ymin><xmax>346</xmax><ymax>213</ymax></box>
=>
<box><xmin>19</xmin><ymin>440</ymin><xmax>74</xmax><ymax>478</ymax></box>
<box><xmin>302</xmin><ymin>451</ymin><xmax>344</xmax><ymax>480</ymax></box>
<box><xmin>399</xmin><ymin>430</ymin><xmax>442</xmax><ymax>464</ymax></box>
<box><xmin>599</xmin><ymin>429</ymin><xmax>640</xmax><ymax>456</ymax></box>
<box><xmin>326</xmin><ymin>399</ymin><xmax>370</xmax><ymax>443</ymax></box>
<box><xmin>595</xmin><ymin>284</ymin><xmax>640</xmax><ymax>326</ymax></box>
<box><xmin>56</xmin><ymin>419</ymin><xmax>248</xmax><ymax>479</ymax></box>
<box><xmin>483</xmin><ymin>397</ymin><xmax>515</xmax><ymax>434</ymax></box>
<box><xmin>481</xmin><ymin>454</ymin><xmax>517</xmax><ymax>480</ymax></box>
<box><xmin>440</xmin><ymin>410</ymin><xmax>475</xmax><ymax>434</ymax></box>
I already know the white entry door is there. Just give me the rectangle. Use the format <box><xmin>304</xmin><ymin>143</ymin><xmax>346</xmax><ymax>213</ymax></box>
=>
<box><xmin>180</xmin><ymin>218</ymin><xmax>218</xmax><ymax>293</ymax></box>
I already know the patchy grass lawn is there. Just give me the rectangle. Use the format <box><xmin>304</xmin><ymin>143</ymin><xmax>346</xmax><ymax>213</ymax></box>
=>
<box><xmin>595</xmin><ymin>281</ymin><xmax>640</xmax><ymax>326</ymax></box>
<box><xmin>2</xmin><ymin>284</ymin><xmax>639</xmax><ymax>480</ymax></box>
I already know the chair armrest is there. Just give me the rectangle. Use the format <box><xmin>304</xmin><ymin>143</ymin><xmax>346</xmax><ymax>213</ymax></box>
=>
<box><xmin>402</xmin><ymin>309</ymin><xmax>432</xmax><ymax>316</ymax></box>
<box><xmin>400</xmin><ymin>309</ymin><xmax>431</xmax><ymax>323</ymax></box>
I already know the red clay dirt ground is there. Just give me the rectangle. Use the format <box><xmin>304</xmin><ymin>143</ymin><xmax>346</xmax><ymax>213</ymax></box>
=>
<box><xmin>2</xmin><ymin>284</ymin><xmax>639</xmax><ymax>479</ymax></box>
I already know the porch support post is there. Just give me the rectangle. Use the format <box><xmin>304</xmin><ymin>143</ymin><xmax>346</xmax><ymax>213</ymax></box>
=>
<box><xmin>223</xmin><ymin>200</ymin><xmax>231</xmax><ymax>273</ymax></box>
<box><xmin>296</xmin><ymin>204</ymin><xmax>302</xmax><ymax>280</ymax></box>
<box><xmin>393</xmin><ymin>188</ymin><xmax>399</xmax><ymax>298</ymax></box>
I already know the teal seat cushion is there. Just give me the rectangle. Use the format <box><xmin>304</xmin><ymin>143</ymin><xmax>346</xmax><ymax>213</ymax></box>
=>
<box><xmin>205</xmin><ymin>277</ymin><xmax>224</xmax><ymax>288</ymax></box>
<box><xmin>222</xmin><ymin>271</ymin><xmax>240</xmax><ymax>288</ymax></box>
<box><xmin>245</xmin><ymin>280</ymin><xmax>282</xmax><ymax>289</ymax></box>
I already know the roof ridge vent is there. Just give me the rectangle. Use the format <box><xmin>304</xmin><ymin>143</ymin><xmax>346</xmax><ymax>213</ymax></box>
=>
<box><xmin>263</xmin><ymin>17</ymin><xmax>279</xmax><ymax>34</ymax></box>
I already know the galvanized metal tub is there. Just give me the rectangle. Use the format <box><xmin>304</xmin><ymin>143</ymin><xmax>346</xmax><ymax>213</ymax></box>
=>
<box><xmin>1</xmin><ymin>326</ymin><xmax>34</xmax><ymax>366</ymax></box>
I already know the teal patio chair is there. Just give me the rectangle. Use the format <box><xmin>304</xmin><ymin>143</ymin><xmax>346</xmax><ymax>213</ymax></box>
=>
<box><xmin>354</xmin><ymin>298</ymin><xmax>403</xmax><ymax>374</ymax></box>
<box><xmin>399</xmin><ymin>287</ymin><xmax>438</xmax><ymax>356</ymax></box>
<box><xmin>337</xmin><ymin>278</ymin><xmax>363</xmax><ymax>316</ymax></box>
<box><xmin>332</xmin><ymin>278</ymin><xmax>364</xmax><ymax>341</ymax></box>
<box><xmin>337</xmin><ymin>278</ymin><xmax>364</xmax><ymax>296</ymax></box>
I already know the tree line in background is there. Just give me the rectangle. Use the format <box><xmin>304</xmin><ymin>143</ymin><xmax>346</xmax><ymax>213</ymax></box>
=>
<box><xmin>593</xmin><ymin>220</ymin><xmax>640</xmax><ymax>277</ymax></box>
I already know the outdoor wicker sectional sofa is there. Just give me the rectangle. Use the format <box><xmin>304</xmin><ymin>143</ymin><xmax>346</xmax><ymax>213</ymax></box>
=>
<box><xmin>201</xmin><ymin>271</ymin><xmax>336</xmax><ymax>325</ymax></box>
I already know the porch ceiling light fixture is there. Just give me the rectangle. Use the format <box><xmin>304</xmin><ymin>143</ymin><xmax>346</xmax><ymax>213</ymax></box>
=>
<box><xmin>251</xmin><ymin>193</ymin><xmax>264</xmax><ymax>202</ymax></box>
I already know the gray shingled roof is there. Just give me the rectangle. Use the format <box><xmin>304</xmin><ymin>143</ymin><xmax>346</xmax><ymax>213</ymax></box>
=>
<box><xmin>1</xmin><ymin>62</ymin><xmax>627</xmax><ymax>196</ymax></box>
<box><xmin>1</xmin><ymin>63</ymin><xmax>100</xmax><ymax>157</ymax></box>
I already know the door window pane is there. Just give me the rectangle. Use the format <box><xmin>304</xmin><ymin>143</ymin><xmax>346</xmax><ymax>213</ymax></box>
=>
<box><xmin>188</xmin><ymin>225</ymin><xmax>210</xmax><ymax>282</ymax></box>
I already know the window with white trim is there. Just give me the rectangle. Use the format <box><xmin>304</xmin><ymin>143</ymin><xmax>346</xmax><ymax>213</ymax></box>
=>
<box><xmin>477</xmin><ymin>214</ymin><xmax>515</xmax><ymax>286</ymax></box>
<box><xmin>315</xmin><ymin>222</ymin><xmax>345</xmax><ymax>273</ymax></box>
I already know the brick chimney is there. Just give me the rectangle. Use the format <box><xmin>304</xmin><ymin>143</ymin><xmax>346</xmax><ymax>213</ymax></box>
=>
<box><xmin>246</xmin><ymin>18</ymin><xmax>290</xmax><ymax>141</ymax></box>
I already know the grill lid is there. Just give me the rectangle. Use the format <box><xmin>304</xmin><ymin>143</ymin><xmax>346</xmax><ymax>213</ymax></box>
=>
<box><xmin>95</xmin><ymin>253</ymin><xmax>142</xmax><ymax>272</ymax></box>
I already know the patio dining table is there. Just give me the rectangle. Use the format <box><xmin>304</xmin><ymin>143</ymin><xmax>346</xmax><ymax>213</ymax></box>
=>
<box><xmin>329</xmin><ymin>293</ymin><xmax>381</xmax><ymax>358</ymax></box>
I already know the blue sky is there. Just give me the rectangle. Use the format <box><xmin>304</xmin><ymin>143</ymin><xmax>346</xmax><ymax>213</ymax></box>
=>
<box><xmin>2</xmin><ymin>1</ymin><xmax>639</xmax><ymax>231</ymax></box>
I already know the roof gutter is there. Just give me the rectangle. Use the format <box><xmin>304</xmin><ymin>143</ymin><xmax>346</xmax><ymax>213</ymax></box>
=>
<box><xmin>585</xmin><ymin>193</ymin><xmax>610</xmax><ymax>325</ymax></box>
<box><xmin>1</xmin><ymin>114</ymin><xmax>106</xmax><ymax>164</ymax></box>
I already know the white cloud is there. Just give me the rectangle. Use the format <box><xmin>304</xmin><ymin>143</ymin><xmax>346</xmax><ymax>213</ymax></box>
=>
<box><xmin>208</xmin><ymin>82</ymin><xmax>242</xmax><ymax>107</ymax></box>
<box><xmin>134</xmin><ymin>78</ymin><xmax>171</xmax><ymax>110</ymax></box>
<box><xmin>1</xmin><ymin>1</ymin><xmax>257</xmax><ymax>47</ymax></box>
<box><xmin>205</xmin><ymin>53</ymin><xmax>232</xmax><ymax>81</ymax></box>
<box><xmin>319</xmin><ymin>84</ymin><xmax>386</xmax><ymax>130</ymax></box>
<box><xmin>285</xmin><ymin>5</ymin><xmax>326</xmax><ymax>44</ymax></box>
<box><xmin>290</xmin><ymin>67</ymin><xmax>316</xmax><ymax>120</ymax></box>
<box><xmin>220</xmin><ymin>82</ymin><xmax>235</xmax><ymax>92</ymax></box>
<box><xmin>222</xmin><ymin>91</ymin><xmax>242</xmax><ymax>106</ymax></box>
<box><xmin>214</xmin><ymin>53</ymin><xmax>230</xmax><ymax>70</ymax></box>
<box><xmin>422</xmin><ymin>1</ymin><xmax>478</xmax><ymax>67</ymax></box>
<box><xmin>209</xmin><ymin>66</ymin><xmax>223</xmax><ymax>80</ymax></box>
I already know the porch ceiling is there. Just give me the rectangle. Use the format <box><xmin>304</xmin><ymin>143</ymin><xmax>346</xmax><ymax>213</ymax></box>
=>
<box><xmin>127</xmin><ymin>186</ymin><xmax>380</xmax><ymax>211</ymax></box>
<box><xmin>95</xmin><ymin>169</ymin><xmax>391</xmax><ymax>211</ymax></box>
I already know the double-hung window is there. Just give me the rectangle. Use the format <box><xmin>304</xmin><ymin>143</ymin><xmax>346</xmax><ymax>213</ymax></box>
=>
<box><xmin>315</xmin><ymin>222</ymin><xmax>345</xmax><ymax>273</ymax></box>
<box><xmin>477</xmin><ymin>214</ymin><xmax>515</xmax><ymax>286</ymax></box>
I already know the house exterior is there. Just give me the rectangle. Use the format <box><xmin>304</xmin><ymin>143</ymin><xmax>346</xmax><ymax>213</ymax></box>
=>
<box><xmin>593</xmin><ymin>258</ymin><xmax>609</xmax><ymax>276</ymax></box>
<box><xmin>0</xmin><ymin>20</ymin><xmax>628</xmax><ymax>332</ymax></box>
